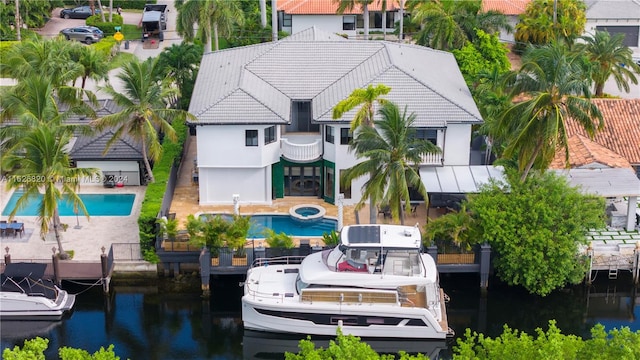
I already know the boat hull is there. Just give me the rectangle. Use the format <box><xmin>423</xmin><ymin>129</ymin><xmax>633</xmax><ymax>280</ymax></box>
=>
<box><xmin>0</xmin><ymin>291</ymin><xmax>76</xmax><ymax>320</ymax></box>
<box><xmin>242</xmin><ymin>296</ymin><xmax>448</xmax><ymax>339</ymax></box>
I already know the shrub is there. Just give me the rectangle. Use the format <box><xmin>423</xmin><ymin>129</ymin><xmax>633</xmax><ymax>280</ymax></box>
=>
<box><xmin>264</xmin><ymin>229</ymin><xmax>294</xmax><ymax>249</ymax></box>
<box><xmin>138</xmin><ymin>117</ymin><xmax>187</xmax><ymax>262</ymax></box>
<box><xmin>86</xmin><ymin>14</ymin><xmax>123</xmax><ymax>35</ymax></box>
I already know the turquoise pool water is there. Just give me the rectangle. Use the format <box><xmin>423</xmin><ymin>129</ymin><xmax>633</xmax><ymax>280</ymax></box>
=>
<box><xmin>2</xmin><ymin>192</ymin><xmax>135</xmax><ymax>216</ymax></box>
<box><xmin>202</xmin><ymin>214</ymin><xmax>337</xmax><ymax>238</ymax></box>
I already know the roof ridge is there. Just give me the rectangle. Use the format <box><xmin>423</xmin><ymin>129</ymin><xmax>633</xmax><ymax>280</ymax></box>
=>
<box><xmin>237</xmin><ymin>78</ymin><xmax>289</xmax><ymax>122</ymax></box>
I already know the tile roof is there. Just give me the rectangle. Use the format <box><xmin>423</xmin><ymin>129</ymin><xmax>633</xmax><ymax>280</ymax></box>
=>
<box><xmin>550</xmin><ymin>134</ymin><xmax>632</xmax><ymax>169</ymax></box>
<box><xmin>585</xmin><ymin>0</ymin><xmax>640</xmax><ymax>20</ymax></box>
<box><xmin>279</xmin><ymin>0</ymin><xmax>402</xmax><ymax>15</ymax></box>
<box><xmin>562</xmin><ymin>99</ymin><xmax>640</xmax><ymax>166</ymax></box>
<box><xmin>189</xmin><ymin>27</ymin><xmax>482</xmax><ymax>126</ymax></box>
<box><xmin>70</xmin><ymin>129</ymin><xmax>143</xmax><ymax>160</ymax></box>
<box><xmin>481</xmin><ymin>0</ymin><xmax>531</xmax><ymax>16</ymax></box>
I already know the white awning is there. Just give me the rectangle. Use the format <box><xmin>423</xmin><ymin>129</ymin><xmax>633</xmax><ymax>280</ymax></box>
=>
<box><xmin>419</xmin><ymin>166</ymin><xmax>506</xmax><ymax>193</ymax></box>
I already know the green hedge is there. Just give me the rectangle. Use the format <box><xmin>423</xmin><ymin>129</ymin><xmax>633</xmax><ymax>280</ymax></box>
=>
<box><xmin>61</xmin><ymin>1</ymin><xmax>154</xmax><ymax>10</ymax></box>
<box><xmin>138</xmin><ymin>117</ymin><xmax>188</xmax><ymax>261</ymax></box>
<box><xmin>86</xmin><ymin>14</ymin><xmax>123</xmax><ymax>35</ymax></box>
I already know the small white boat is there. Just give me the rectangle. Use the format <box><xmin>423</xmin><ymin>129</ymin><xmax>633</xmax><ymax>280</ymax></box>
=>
<box><xmin>242</xmin><ymin>224</ymin><xmax>452</xmax><ymax>339</ymax></box>
<box><xmin>0</xmin><ymin>263</ymin><xmax>75</xmax><ymax>320</ymax></box>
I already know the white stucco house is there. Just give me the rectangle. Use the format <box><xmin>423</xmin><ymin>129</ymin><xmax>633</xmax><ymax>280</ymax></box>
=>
<box><xmin>187</xmin><ymin>27</ymin><xmax>484</xmax><ymax>206</ymax></box>
<box><xmin>584</xmin><ymin>0</ymin><xmax>640</xmax><ymax>57</ymax></box>
<box><xmin>278</xmin><ymin>0</ymin><xmax>402</xmax><ymax>39</ymax></box>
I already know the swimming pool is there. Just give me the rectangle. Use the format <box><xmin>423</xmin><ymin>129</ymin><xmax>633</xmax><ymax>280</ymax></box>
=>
<box><xmin>201</xmin><ymin>214</ymin><xmax>337</xmax><ymax>238</ymax></box>
<box><xmin>2</xmin><ymin>192</ymin><xmax>136</xmax><ymax>216</ymax></box>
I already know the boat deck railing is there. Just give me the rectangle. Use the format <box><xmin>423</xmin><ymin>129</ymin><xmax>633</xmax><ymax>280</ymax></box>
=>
<box><xmin>250</xmin><ymin>256</ymin><xmax>306</xmax><ymax>268</ymax></box>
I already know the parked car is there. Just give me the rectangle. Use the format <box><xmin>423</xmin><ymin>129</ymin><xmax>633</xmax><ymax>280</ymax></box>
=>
<box><xmin>60</xmin><ymin>26</ymin><xmax>104</xmax><ymax>44</ymax></box>
<box><xmin>60</xmin><ymin>6</ymin><xmax>101</xmax><ymax>19</ymax></box>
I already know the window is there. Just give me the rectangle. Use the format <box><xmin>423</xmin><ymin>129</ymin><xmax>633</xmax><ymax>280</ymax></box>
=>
<box><xmin>287</xmin><ymin>100</ymin><xmax>319</xmax><ymax>132</ymax></box>
<box><xmin>245</xmin><ymin>130</ymin><xmax>258</xmax><ymax>146</ymax></box>
<box><xmin>340</xmin><ymin>170</ymin><xmax>351</xmax><ymax>199</ymax></box>
<box><xmin>415</xmin><ymin>129</ymin><xmax>438</xmax><ymax>145</ymax></box>
<box><xmin>343</xmin><ymin>15</ymin><xmax>356</xmax><ymax>31</ymax></box>
<box><xmin>325</xmin><ymin>167</ymin><xmax>334</xmax><ymax>199</ymax></box>
<box><xmin>325</xmin><ymin>126</ymin><xmax>335</xmax><ymax>143</ymax></box>
<box><xmin>596</xmin><ymin>26</ymin><xmax>639</xmax><ymax>47</ymax></box>
<box><xmin>356</xmin><ymin>14</ymin><xmax>364</xmax><ymax>29</ymax></box>
<box><xmin>283</xmin><ymin>13</ymin><xmax>292</xmax><ymax>27</ymax></box>
<box><xmin>265</xmin><ymin>126</ymin><xmax>276</xmax><ymax>144</ymax></box>
<box><xmin>386</xmin><ymin>12</ymin><xmax>395</xmax><ymax>29</ymax></box>
<box><xmin>340</xmin><ymin>128</ymin><xmax>352</xmax><ymax>145</ymax></box>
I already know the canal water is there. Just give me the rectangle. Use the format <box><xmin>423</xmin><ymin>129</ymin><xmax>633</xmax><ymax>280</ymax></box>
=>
<box><xmin>1</xmin><ymin>273</ymin><xmax>639</xmax><ymax>359</ymax></box>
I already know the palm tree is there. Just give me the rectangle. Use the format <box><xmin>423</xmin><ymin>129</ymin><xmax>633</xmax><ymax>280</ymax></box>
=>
<box><xmin>333</xmin><ymin>83</ymin><xmax>391</xmax><ymax>223</ymax></box>
<box><xmin>336</xmin><ymin>0</ymin><xmax>373</xmax><ymax>40</ymax></box>
<box><xmin>497</xmin><ymin>42</ymin><xmax>603</xmax><ymax>181</ymax></box>
<box><xmin>92</xmin><ymin>57</ymin><xmax>194</xmax><ymax>183</ymax></box>
<box><xmin>412</xmin><ymin>0</ymin><xmax>511</xmax><ymax>51</ymax></box>
<box><xmin>2</xmin><ymin>37</ymin><xmax>83</xmax><ymax>87</ymax></box>
<box><xmin>176</xmin><ymin>0</ymin><xmax>244</xmax><ymax>53</ymax></box>
<box><xmin>0</xmin><ymin>75</ymin><xmax>95</xmax><ymax>154</ymax></box>
<box><xmin>332</xmin><ymin>84</ymin><xmax>391</xmax><ymax>130</ymax></box>
<box><xmin>342</xmin><ymin>102</ymin><xmax>440</xmax><ymax>224</ymax></box>
<box><xmin>75</xmin><ymin>46</ymin><xmax>110</xmax><ymax>90</ymax></box>
<box><xmin>156</xmin><ymin>42</ymin><xmax>203</xmax><ymax>110</ymax></box>
<box><xmin>577</xmin><ymin>31</ymin><xmax>640</xmax><ymax>97</ymax></box>
<box><xmin>2</xmin><ymin>124</ymin><xmax>99</xmax><ymax>259</ymax></box>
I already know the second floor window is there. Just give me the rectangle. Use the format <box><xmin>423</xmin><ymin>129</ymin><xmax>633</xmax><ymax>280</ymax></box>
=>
<box><xmin>246</xmin><ymin>130</ymin><xmax>258</xmax><ymax>146</ymax></box>
<box><xmin>265</xmin><ymin>126</ymin><xmax>276</xmax><ymax>144</ymax></box>
<box><xmin>415</xmin><ymin>129</ymin><xmax>438</xmax><ymax>145</ymax></box>
<box><xmin>325</xmin><ymin>126</ymin><xmax>334</xmax><ymax>143</ymax></box>
<box><xmin>340</xmin><ymin>128</ymin><xmax>352</xmax><ymax>145</ymax></box>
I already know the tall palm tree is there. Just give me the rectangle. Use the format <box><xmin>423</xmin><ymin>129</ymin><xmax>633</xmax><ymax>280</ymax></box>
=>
<box><xmin>332</xmin><ymin>84</ymin><xmax>391</xmax><ymax>130</ymax></box>
<box><xmin>336</xmin><ymin>0</ymin><xmax>373</xmax><ymax>40</ymax></box>
<box><xmin>497</xmin><ymin>42</ymin><xmax>603</xmax><ymax>181</ymax></box>
<box><xmin>412</xmin><ymin>0</ymin><xmax>511</xmax><ymax>51</ymax></box>
<box><xmin>342</xmin><ymin>102</ymin><xmax>440</xmax><ymax>224</ymax></box>
<box><xmin>577</xmin><ymin>31</ymin><xmax>640</xmax><ymax>97</ymax></box>
<box><xmin>2</xmin><ymin>124</ymin><xmax>99</xmax><ymax>259</ymax></box>
<box><xmin>176</xmin><ymin>0</ymin><xmax>244</xmax><ymax>53</ymax></box>
<box><xmin>333</xmin><ymin>83</ymin><xmax>391</xmax><ymax>223</ymax></box>
<box><xmin>92</xmin><ymin>57</ymin><xmax>194</xmax><ymax>183</ymax></box>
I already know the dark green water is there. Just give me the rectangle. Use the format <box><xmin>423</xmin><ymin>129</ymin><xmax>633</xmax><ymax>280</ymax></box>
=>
<box><xmin>1</xmin><ymin>273</ymin><xmax>638</xmax><ymax>359</ymax></box>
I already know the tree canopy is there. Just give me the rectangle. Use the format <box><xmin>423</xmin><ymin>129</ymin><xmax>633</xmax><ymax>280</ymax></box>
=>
<box><xmin>515</xmin><ymin>0</ymin><xmax>586</xmax><ymax>47</ymax></box>
<box><xmin>467</xmin><ymin>170</ymin><xmax>605</xmax><ymax>296</ymax></box>
<box><xmin>455</xmin><ymin>321</ymin><xmax>640</xmax><ymax>359</ymax></box>
<box><xmin>2</xmin><ymin>337</ymin><xmax>122</xmax><ymax>360</ymax></box>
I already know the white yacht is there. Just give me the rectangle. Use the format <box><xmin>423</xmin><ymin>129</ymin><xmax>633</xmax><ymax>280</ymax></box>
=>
<box><xmin>242</xmin><ymin>224</ymin><xmax>452</xmax><ymax>339</ymax></box>
<box><xmin>0</xmin><ymin>263</ymin><xmax>76</xmax><ymax>320</ymax></box>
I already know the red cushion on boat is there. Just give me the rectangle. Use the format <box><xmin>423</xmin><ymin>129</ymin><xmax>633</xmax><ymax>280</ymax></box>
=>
<box><xmin>338</xmin><ymin>259</ymin><xmax>368</xmax><ymax>272</ymax></box>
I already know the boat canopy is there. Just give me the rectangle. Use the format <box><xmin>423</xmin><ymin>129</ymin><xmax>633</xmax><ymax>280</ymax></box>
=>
<box><xmin>340</xmin><ymin>225</ymin><xmax>422</xmax><ymax>249</ymax></box>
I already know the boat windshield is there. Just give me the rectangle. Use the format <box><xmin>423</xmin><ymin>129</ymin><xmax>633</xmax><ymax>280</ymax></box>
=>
<box><xmin>295</xmin><ymin>274</ymin><xmax>309</xmax><ymax>294</ymax></box>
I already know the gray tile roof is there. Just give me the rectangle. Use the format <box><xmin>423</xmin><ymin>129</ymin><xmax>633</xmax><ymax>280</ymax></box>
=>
<box><xmin>70</xmin><ymin>129</ymin><xmax>143</xmax><ymax>160</ymax></box>
<box><xmin>585</xmin><ymin>0</ymin><xmax>640</xmax><ymax>20</ymax></box>
<box><xmin>189</xmin><ymin>26</ymin><xmax>483</xmax><ymax>126</ymax></box>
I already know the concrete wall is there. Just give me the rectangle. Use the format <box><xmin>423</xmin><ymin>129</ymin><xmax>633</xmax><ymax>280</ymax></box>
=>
<box><xmin>291</xmin><ymin>14</ymin><xmax>356</xmax><ymax>37</ymax></box>
<box><xmin>196</xmin><ymin>125</ymin><xmax>280</xmax><ymax>168</ymax></box>
<box><xmin>76</xmin><ymin>160</ymin><xmax>141</xmax><ymax>186</ymax></box>
<box><xmin>199</xmin><ymin>167</ymin><xmax>271</xmax><ymax>205</ymax></box>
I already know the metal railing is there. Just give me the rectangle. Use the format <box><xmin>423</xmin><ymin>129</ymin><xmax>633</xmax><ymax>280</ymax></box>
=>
<box><xmin>250</xmin><ymin>256</ymin><xmax>306</xmax><ymax>268</ymax></box>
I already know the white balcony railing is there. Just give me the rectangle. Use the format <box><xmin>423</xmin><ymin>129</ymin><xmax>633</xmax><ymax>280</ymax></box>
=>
<box><xmin>421</xmin><ymin>153</ymin><xmax>444</xmax><ymax>166</ymax></box>
<box><xmin>281</xmin><ymin>138</ymin><xmax>322</xmax><ymax>162</ymax></box>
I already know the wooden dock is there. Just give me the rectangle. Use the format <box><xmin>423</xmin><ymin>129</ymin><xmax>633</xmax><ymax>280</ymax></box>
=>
<box><xmin>583</xmin><ymin>230</ymin><xmax>640</xmax><ymax>284</ymax></box>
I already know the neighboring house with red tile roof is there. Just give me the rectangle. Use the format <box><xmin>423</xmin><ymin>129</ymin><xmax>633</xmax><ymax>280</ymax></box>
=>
<box><xmin>278</xmin><ymin>0</ymin><xmax>402</xmax><ymax>38</ymax></box>
<box><xmin>482</xmin><ymin>0</ymin><xmax>531</xmax><ymax>42</ymax></box>
<box><xmin>550</xmin><ymin>134</ymin><xmax>633</xmax><ymax>169</ymax></box>
<box><xmin>553</xmin><ymin>99</ymin><xmax>640</xmax><ymax>178</ymax></box>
